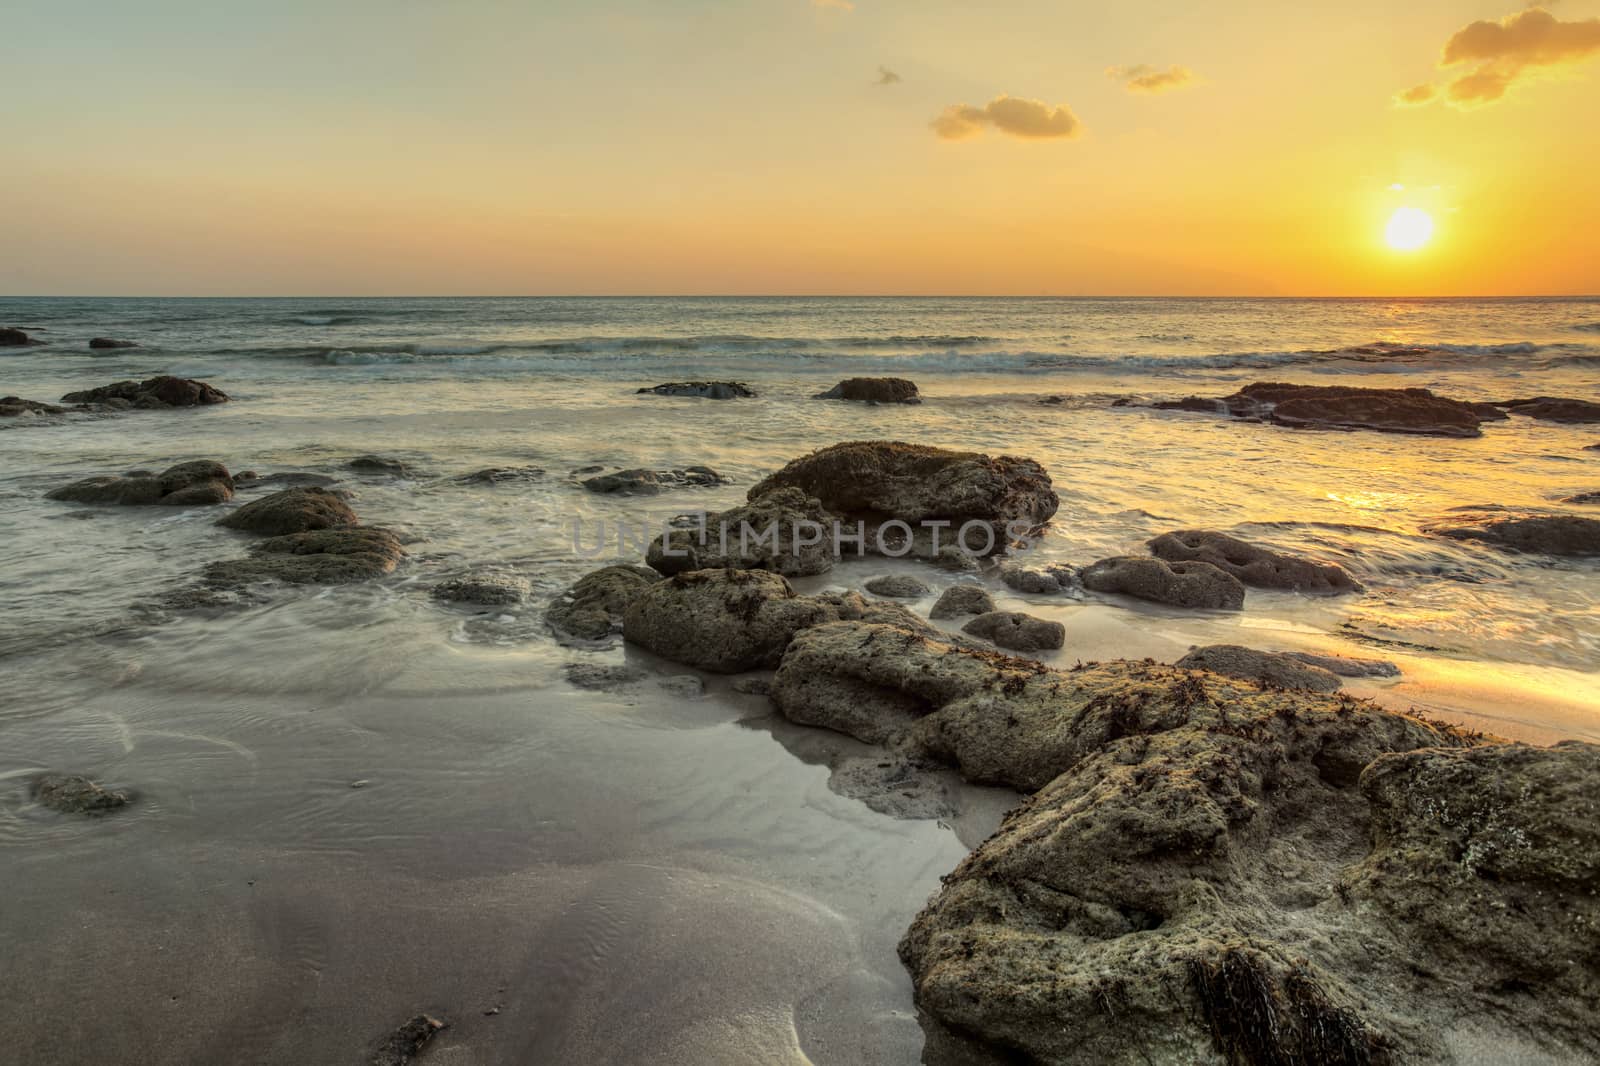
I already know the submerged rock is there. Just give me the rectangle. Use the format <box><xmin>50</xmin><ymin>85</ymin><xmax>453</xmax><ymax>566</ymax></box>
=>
<box><xmin>1081</xmin><ymin>555</ymin><xmax>1246</xmax><ymax>610</ymax></box>
<box><xmin>929</xmin><ymin>584</ymin><xmax>997</xmax><ymax>619</ymax></box>
<box><xmin>1156</xmin><ymin>382</ymin><xmax>1485</xmax><ymax>438</ymax></box>
<box><xmin>999</xmin><ymin>561</ymin><xmax>1080</xmax><ymax>594</ymax></box>
<box><xmin>646</xmin><ymin>487</ymin><xmax>840</xmax><ymax>577</ymax></box>
<box><xmin>814</xmin><ymin>377</ymin><xmax>921</xmax><ymax>404</ymax></box>
<box><xmin>1561</xmin><ymin>490</ymin><xmax>1600</xmax><ymax>505</ymax></box>
<box><xmin>243</xmin><ymin>471</ymin><xmax>339</xmax><ymax>489</ymax></box>
<box><xmin>46</xmin><ymin>460</ymin><xmax>234</xmax><ymax>506</ymax></box>
<box><xmin>636</xmin><ymin>381</ymin><xmax>755</xmax><ymax>399</ymax></box>
<box><xmin>746</xmin><ymin>440</ymin><xmax>1059</xmax><ymax>554</ymax></box>
<box><xmin>961</xmin><ymin>610</ymin><xmax>1065</xmax><ymax>652</ymax></box>
<box><xmin>1430</xmin><ymin>511</ymin><xmax>1600</xmax><ymax>557</ymax></box>
<box><xmin>33</xmin><ymin>773</ymin><xmax>130</xmax><ymax>815</ymax></box>
<box><xmin>217</xmin><ymin>486</ymin><xmax>357</xmax><ymax>535</ymax></box>
<box><xmin>864</xmin><ymin>574</ymin><xmax>932</xmax><ymax>598</ymax></box>
<box><xmin>87</xmin><ymin>337</ymin><xmax>138</xmax><ymax>349</ymax></box>
<box><xmin>1500</xmin><ymin>397</ymin><xmax>1600</xmax><ymax>424</ymax></box>
<box><xmin>431</xmin><ymin>571</ymin><xmax>530</xmax><ymax>606</ymax></box>
<box><xmin>1148</xmin><ymin>529</ymin><xmax>1359</xmax><ymax>594</ymax></box>
<box><xmin>546</xmin><ymin>564</ymin><xmax>660</xmax><ymax>642</ymax></box>
<box><xmin>0</xmin><ymin>396</ymin><xmax>67</xmax><ymax>417</ymax></box>
<box><xmin>580</xmin><ymin>466</ymin><xmax>727</xmax><ymax>495</ymax></box>
<box><xmin>563</xmin><ymin>663</ymin><xmax>648</xmax><ymax>690</ymax></box>
<box><xmin>1285</xmin><ymin>651</ymin><xmax>1401</xmax><ymax>678</ymax></box>
<box><xmin>60</xmin><ymin>375</ymin><xmax>228</xmax><ymax>409</ymax></box>
<box><xmin>1176</xmin><ymin>644</ymin><xmax>1343</xmax><ymax>692</ymax></box>
<box><xmin>348</xmin><ymin>455</ymin><xmax>423</xmax><ymax>477</ymax></box>
<box><xmin>455</xmin><ymin>466</ymin><xmax>546</xmax><ymax>484</ymax></box>
<box><xmin>206</xmin><ymin>528</ymin><xmax>405</xmax><ymax>585</ymax></box>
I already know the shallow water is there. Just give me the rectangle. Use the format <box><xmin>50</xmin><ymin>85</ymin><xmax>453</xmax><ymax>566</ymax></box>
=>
<box><xmin>2</xmin><ymin>296</ymin><xmax>1598</xmax><ymax>1062</ymax></box>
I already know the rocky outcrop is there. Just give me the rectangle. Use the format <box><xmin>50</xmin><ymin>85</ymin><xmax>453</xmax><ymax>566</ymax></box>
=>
<box><xmin>646</xmin><ymin>487</ymin><xmax>840</xmax><ymax>577</ymax></box>
<box><xmin>961</xmin><ymin>610</ymin><xmax>1064</xmax><ymax>652</ymax></box>
<box><xmin>205</xmin><ymin>528</ymin><xmax>405</xmax><ymax>585</ymax></box>
<box><xmin>60</xmin><ymin>376</ymin><xmax>228</xmax><ymax>409</ymax></box>
<box><xmin>0</xmin><ymin>327</ymin><xmax>43</xmax><ymax>346</ymax></box>
<box><xmin>1156</xmin><ymin>382</ymin><xmax>1486</xmax><ymax>438</ymax></box>
<box><xmin>864</xmin><ymin>574</ymin><xmax>931</xmax><ymax>598</ymax></box>
<box><xmin>545</xmin><ymin>564</ymin><xmax>660</xmax><ymax>642</ymax></box>
<box><xmin>746</xmin><ymin>441</ymin><xmax>1059</xmax><ymax>555</ymax></box>
<box><xmin>431</xmin><ymin>571</ymin><xmax>530</xmax><ymax>606</ymax></box>
<box><xmin>814</xmin><ymin>377</ymin><xmax>921</xmax><ymax>404</ymax></box>
<box><xmin>217</xmin><ymin>487</ymin><xmax>357</xmax><ymax>535</ymax></box>
<box><xmin>1081</xmin><ymin>555</ymin><xmax>1246</xmax><ymax>610</ymax></box>
<box><xmin>999</xmin><ymin>561</ymin><xmax>1080</xmax><ymax>594</ymax></box>
<box><xmin>46</xmin><ymin>460</ymin><xmax>234</xmax><ymax>506</ymax></box>
<box><xmin>1175</xmin><ymin>644</ymin><xmax>1342</xmax><ymax>692</ymax></box>
<box><xmin>33</xmin><ymin>774</ymin><xmax>130</xmax><ymax>814</ymax></box>
<box><xmin>87</xmin><ymin>337</ymin><xmax>138</xmax><ymax>349</ymax></box>
<box><xmin>0</xmin><ymin>396</ymin><xmax>67</xmax><ymax>417</ymax></box>
<box><xmin>1429</xmin><ymin>510</ymin><xmax>1600</xmax><ymax>557</ymax></box>
<box><xmin>1499</xmin><ymin>397</ymin><xmax>1600</xmax><ymax>424</ymax></box>
<box><xmin>637</xmin><ymin>381</ymin><xmax>755</xmax><ymax>399</ymax></box>
<box><xmin>580</xmin><ymin>466</ymin><xmax>727</xmax><ymax>495</ymax></box>
<box><xmin>1147</xmin><ymin>529</ymin><xmax>1360</xmax><ymax>594</ymax></box>
<box><xmin>929</xmin><ymin>584</ymin><xmax>996</xmax><ymax>619</ymax></box>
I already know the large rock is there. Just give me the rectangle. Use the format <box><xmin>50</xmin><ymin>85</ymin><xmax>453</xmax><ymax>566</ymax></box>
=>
<box><xmin>999</xmin><ymin>561</ymin><xmax>1080</xmax><ymax>594</ymax></box>
<box><xmin>33</xmin><ymin>774</ymin><xmax>130</xmax><ymax>814</ymax></box>
<box><xmin>1147</xmin><ymin>529</ymin><xmax>1359</xmax><ymax>594</ymax></box>
<box><xmin>1175</xmin><ymin>644</ymin><xmax>1342</xmax><ymax>692</ymax></box>
<box><xmin>60</xmin><ymin>376</ymin><xmax>228</xmax><ymax>408</ymax></box>
<box><xmin>646</xmin><ymin>487</ymin><xmax>840</xmax><ymax>576</ymax></box>
<box><xmin>864</xmin><ymin>574</ymin><xmax>931</xmax><ymax>598</ymax></box>
<box><xmin>581</xmin><ymin>466</ymin><xmax>727</xmax><ymax>495</ymax></box>
<box><xmin>217</xmin><ymin>487</ymin><xmax>357</xmax><ymax>535</ymax></box>
<box><xmin>1081</xmin><ymin>555</ymin><xmax>1246</xmax><ymax>610</ymax></box>
<box><xmin>1156</xmin><ymin>382</ymin><xmax>1485</xmax><ymax>438</ymax></box>
<box><xmin>431</xmin><ymin>571</ymin><xmax>530</xmax><ymax>606</ymax></box>
<box><xmin>545</xmin><ymin>564</ymin><xmax>660</xmax><ymax>642</ymax></box>
<box><xmin>88</xmin><ymin>337</ymin><xmax>138</xmax><ymax>349</ymax></box>
<box><xmin>0</xmin><ymin>327</ymin><xmax>43</xmax><ymax>346</ymax></box>
<box><xmin>1430</xmin><ymin>511</ymin><xmax>1600</xmax><ymax>557</ymax></box>
<box><xmin>637</xmin><ymin>381</ymin><xmax>755</xmax><ymax>399</ymax></box>
<box><xmin>929</xmin><ymin>584</ymin><xmax>996</xmax><ymax>619</ymax></box>
<box><xmin>745</xmin><ymin>441</ymin><xmax>1059</xmax><ymax>555</ymax></box>
<box><xmin>764</xmin><ymin>621</ymin><xmax>1593</xmax><ymax>1063</ymax></box>
<box><xmin>46</xmin><ymin>460</ymin><xmax>233</xmax><ymax>506</ymax></box>
<box><xmin>1500</xmin><ymin>397</ymin><xmax>1600</xmax><ymax>424</ymax></box>
<box><xmin>205</xmin><ymin>528</ymin><xmax>405</xmax><ymax>585</ymax></box>
<box><xmin>814</xmin><ymin>377</ymin><xmax>921</xmax><ymax>404</ymax></box>
<box><xmin>961</xmin><ymin>610</ymin><xmax>1065</xmax><ymax>652</ymax></box>
<box><xmin>0</xmin><ymin>396</ymin><xmax>66</xmax><ymax>417</ymax></box>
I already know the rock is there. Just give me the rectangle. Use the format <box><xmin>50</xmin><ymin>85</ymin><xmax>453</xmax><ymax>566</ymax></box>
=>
<box><xmin>581</xmin><ymin>466</ymin><xmax>727</xmax><ymax>495</ymax></box>
<box><xmin>961</xmin><ymin>610</ymin><xmax>1065</xmax><ymax>652</ymax></box>
<box><xmin>1560</xmin><ymin>490</ymin><xmax>1600</xmax><ymax>505</ymax></box>
<box><xmin>864</xmin><ymin>574</ymin><xmax>931</xmax><ymax>598</ymax></box>
<box><xmin>1147</xmin><ymin>529</ymin><xmax>1359</xmax><ymax>594</ymax></box>
<box><xmin>1500</xmin><ymin>397</ymin><xmax>1600</xmax><ymax>424</ymax></box>
<box><xmin>431</xmin><ymin>571</ymin><xmax>530</xmax><ymax>606</ymax></box>
<box><xmin>455</xmin><ymin>466</ymin><xmax>545</xmax><ymax>484</ymax></box>
<box><xmin>930</xmin><ymin>544</ymin><xmax>981</xmax><ymax>572</ymax></box>
<box><xmin>637</xmin><ymin>381</ymin><xmax>755</xmax><ymax>399</ymax></box>
<box><xmin>206</xmin><ymin>528</ymin><xmax>406</xmax><ymax>585</ymax></box>
<box><xmin>60</xmin><ymin>375</ymin><xmax>228</xmax><ymax>408</ymax></box>
<box><xmin>1081</xmin><ymin>555</ymin><xmax>1246</xmax><ymax>610</ymax></box>
<box><xmin>1151</xmin><ymin>395</ymin><xmax>1226</xmax><ymax>414</ymax></box>
<box><xmin>1430</xmin><ymin>511</ymin><xmax>1600</xmax><ymax>557</ymax></box>
<box><xmin>814</xmin><ymin>377</ymin><xmax>921</xmax><ymax>404</ymax></box>
<box><xmin>1156</xmin><ymin>382</ymin><xmax>1485</xmax><ymax>438</ymax></box>
<box><xmin>46</xmin><ymin>460</ymin><xmax>233</xmax><ymax>506</ymax></box>
<box><xmin>1176</xmin><ymin>644</ymin><xmax>1343</xmax><ymax>692</ymax></box>
<box><xmin>0</xmin><ymin>327</ymin><xmax>43</xmax><ymax>346</ymax></box>
<box><xmin>929</xmin><ymin>584</ymin><xmax>996</xmax><ymax>619</ymax></box>
<box><xmin>646</xmin><ymin>487</ymin><xmax>840</xmax><ymax>577</ymax></box>
<box><xmin>746</xmin><ymin>441</ymin><xmax>1059</xmax><ymax>556</ymax></box>
<box><xmin>731</xmin><ymin>676</ymin><xmax>772</xmax><ymax>696</ymax></box>
<box><xmin>546</xmin><ymin>564</ymin><xmax>660</xmax><ymax>642</ymax></box>
<box><xmin>87</xmin><ymin>337</ymin><xmax>138</xmax><ymax>349</ymax></box>
<box><xmin>349</xmin><ymin>455</ymin><xmax>420</xmax><ymax>476</ymax></box>
<box><xmin>33</xmin><ymin>773</ymin><xmax>130</xmax><ymax>814</ymax></box>
<box><xmin>1586</xmin><ymin>442</ymin><xmax>1600</xmax><ymax>452</ymax></box>
<box><xmin>563</xmin><ymin>663</ymin><xmax>647</xmax><ymax>690</ymax></box>
<box><xmin>1285</xmin><ymin>651</ymin><xmax>1400</xmax><ymax>678</ymax></box>
<box><xmin>217</xmin><ymin>487</ymin><xmax>358</xmax><ymax>535</ymax></box>
<box><xmin>999</xmin><ymin>561</ymin><xmax>1080</xmax><ymax>594</ymax></box>
<box><xmin>370</xmin><ymin>1014</ymin><xmax>444</xmax><ymax>1066</ymax></box>
<box><xmin>0</xmin><ymin>396</ymin><xmax>66</xmax><ymax>417</ymax></box>
<box><xmin>657</xmin><ymin>675</ymin><xmax>705</xmax><ymax>699</ymax></box>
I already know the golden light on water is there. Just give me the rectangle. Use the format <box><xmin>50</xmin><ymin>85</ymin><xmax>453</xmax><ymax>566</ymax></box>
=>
<box><xmin>1384</xmin><ymin>207</ymin><xmax>1435</xmax><ymax>251</ymax></box>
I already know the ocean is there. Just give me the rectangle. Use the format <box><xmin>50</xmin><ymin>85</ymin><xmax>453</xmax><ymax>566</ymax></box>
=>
<box><xmin>2</xmin><ymin>295</ymin><xmax>1598</xmax><ymax>1062</ymax></box>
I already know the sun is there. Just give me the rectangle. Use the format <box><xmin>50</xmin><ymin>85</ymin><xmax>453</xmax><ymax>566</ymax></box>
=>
<box><xmin>1384</xmin><ymin>206</ymin><xmax>1434</xmax><ymax>251</ymax></box>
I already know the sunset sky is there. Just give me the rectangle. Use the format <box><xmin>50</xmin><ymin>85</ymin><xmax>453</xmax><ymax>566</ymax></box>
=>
<box><xmin>6</xmin><ymin>1</ymin><xmax>1599</xmax><ymax>296</ymax></box>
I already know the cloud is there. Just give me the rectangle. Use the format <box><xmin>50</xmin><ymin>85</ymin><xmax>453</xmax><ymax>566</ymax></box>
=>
<box><xmin>874</xmin><ymin>66</ymin><xmax>901</xmax><ymax>87</ymax></box>
<box><xmin>1394</xmin><ymin>82</ymin><xmax>1438</xmax><ymax>106</ymax></box>
<box><xmin>931</xmin><ymin>94</ymin><xmax>1082</xmax><ymax>141</ymax></box>
<box><xmin>1106</xmin><ymin>64</ymin><xmax>1196</xmax><ymax>94</ymax></box>
<box><xmin>1402</xmin><ymin>7</ymin><xmax>1600</xmax><ymax>108</ymax></box>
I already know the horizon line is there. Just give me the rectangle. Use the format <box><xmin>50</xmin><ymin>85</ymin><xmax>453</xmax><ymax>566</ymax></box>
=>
<box><xmin>4</xmin><ymin>293</ymin><xmax>1597</xmax><ymax>301</ymax></box>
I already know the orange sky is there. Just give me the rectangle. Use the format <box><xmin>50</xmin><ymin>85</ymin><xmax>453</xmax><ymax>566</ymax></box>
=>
<box><xmin>5</xmin><ymin>1</ymin><xmax>1599</xmax><ymax>295</ymax></box>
